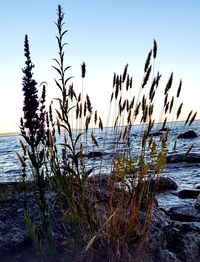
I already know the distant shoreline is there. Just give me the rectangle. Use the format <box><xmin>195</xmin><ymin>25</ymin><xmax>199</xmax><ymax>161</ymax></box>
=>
<box><xmin>0</xmin><ymin>132</ymin><xmax>20</xmax><ymax>137</ymax></box>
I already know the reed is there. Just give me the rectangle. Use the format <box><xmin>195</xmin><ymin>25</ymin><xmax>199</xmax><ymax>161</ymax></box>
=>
<box><xmin>17</xmin><ymin>4</ymin><xmax>196</xmax><ymax>261</ymax></box>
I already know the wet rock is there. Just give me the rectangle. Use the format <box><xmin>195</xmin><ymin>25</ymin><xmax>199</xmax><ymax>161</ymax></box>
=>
<box><xmin>167</xmin><ymin>206</ymin><xmax>200</xmax><ymax>222</ymax></box>
<box><xmin>146</xmin><ymin>208</ymin><xmax>200</xmax><ymax>261</ymax></box>
<box><xmin>164</xmin><ymin>222</ymin><xmax>200</xmax><ymax>261</ymax></box>
<box><xmin>195</xmin><ymin>183</ymin><xmax>200</xmax><ymax>189</ymax></box>
<box><xmin>148</xmin><ymin>131</ymin><xmax>163</xmax><ymax>137</ymax></box>
<box><xmin>157</xmin><ymin>177</ymin><xmax>178</xmax><ymax>192</ymax></box>
<box><xmin>87</xmin><ymin>151</ymin><xmax>104</xmax><ymax>158</ymax></box>
<box><xmin>167</xmin><ymin>153</ymin><xmax>200</xmax><ymax>163</ymax></box>
<box><xmin>158</xmin><ymin>249</ymin><xmax>180</xmax><ymax>262</ymax></box>
<box><xmin>177</xmin><ymin>130</ymin><xmax>197</xmax><ymax>139</ymax></box>
<box><xmin>148</xmin><ymin>176</ymin><xmax>178</xmax><ymax>192</ymax></box>
<box><xmin>195</xmin><ymin>194</ymin><xmax>200</xmax><ymax>210</ymax></box>
<box><xmin>87</xmin><ymin>173</ymin><xmax>117</xmax><ymax>184</ymax></box>
<box><xmin>178</xmin><ymin>189</ymin><xmax>200</xmax><ymax>199</ymax></box>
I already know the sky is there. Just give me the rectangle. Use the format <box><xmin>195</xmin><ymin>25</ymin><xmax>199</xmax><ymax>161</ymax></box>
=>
<box><xmin>0</xmin><ymin>0</ymin><xmax>200</xmax><ymax>133</ymax></box>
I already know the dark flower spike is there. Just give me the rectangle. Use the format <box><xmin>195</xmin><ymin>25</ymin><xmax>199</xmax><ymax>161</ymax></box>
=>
<box><xmin>81</xmin><ymin>62</ymin><xmax>86</xmax><ymax>78</ymax></box>
<box><xmin>22</xmin><ymin>35</ymin><xmax>39</xmax><ymax>131</ymax></box>
<box><xmin>153</xmin><ymin>39</ymin><xmax>157</xmax><ymax>59</ymax></box>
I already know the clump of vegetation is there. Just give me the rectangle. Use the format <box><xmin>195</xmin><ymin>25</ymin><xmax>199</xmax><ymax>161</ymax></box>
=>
<box><xmin>17</xmin><ymin>5</ymin><xmax>196</xmax><ymax>262</ymax></box>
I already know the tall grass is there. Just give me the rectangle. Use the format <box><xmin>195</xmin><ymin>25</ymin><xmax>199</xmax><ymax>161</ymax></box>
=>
<box><xmin>17</xmin><ymin>4</ymin><xmax>196</xmax><ymax>261</ymax></box>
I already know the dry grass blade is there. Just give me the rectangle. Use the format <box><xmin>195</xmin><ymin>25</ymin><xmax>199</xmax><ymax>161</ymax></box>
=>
<box><xmin>149</xmin><ymin>104</ymin><xmax>154</xmax><ymax>116</ymax></box>
<box><xmin>165</xmin><ymin>102</ymin><xmax>169</xmax><ymax>114</ymax></box>
<box><xmin>94</xmin><ymin>110</ymin><xmax>98</xmax><ymax>125</ymax></box>
<box><xmin>156</xmin><ymin>71</ymin><xmax>162</xmax><ymax>86</ymax></box>
<box><xmin>84</xmin><ymin>101</ymin><xmax>87</xmax><ymax>117</ymax></box>
<box><xmin>91</xmin><ymin>133</ymin><xmax>98</xmax><ymax>147</ymax></box>
<box><xmin>185</xmin><ymin>144</ymin><xmax>194</xmax><ymax>157</ymax></box>
<box><xmin>164</xmin><ymin>94</ymin><xmax>168</xmax><ymax>106</ymax></box>
<box><xmin>57</xmin><ymin>118</ymin><xmax>61</xmax><ymax>134</ymax></box>
<box><xmin>99</xmin><ymin>117</ymin><xmax>103</xmax><ymax>130</ymax></box>
<box><xmin>164</xmin><ymin>72</ymin><xmax>173</xmax><ymax>95</ymax></box>
<box><xmin>78</xmin><ymin>93</ymin><xmax>81</xmax><ymax>102</ymax></box>
<box><xmin>85</xmin><ymin>209</ymin><xmax>119</xmax><ymax>252</ymax></box>
<box><xmin>115</xmin><ymin>80</ymin><xmax>119</xmax><ymax>99</ymax></box>
<box><xmin>189</xmin><ymin>112</ymin><xmax>197</xmax><ymax>125</ymax></box>
<box><xmin>149</xmin><ymin>78</ymin><xmax>156</xmax><ymax>100</ymax></box>
<box><xmin>122</xmin><ymin>64</ymin><xmax>128</xmax><ymax>82</ymax></box>
<box><xmin>185</xmin><ymin>110</ymin><xmax>193</xmax><ymax>125</ymax></box>
<box><xmin>129</xmin><ymin>76</ymin><xmax>133</xmax><ymax>88</ymax></box>
<box><xmin>79</xmin><ymin>103</ymin><xmax>82</xmax><ymax>118</ymax></box>
<box><xmin>142</xmin><ymin>65</ymin><xmax>151</xmax><ymax>88</ymax></box>
<box><xmin>81</xmin><ymin>62</ymin><xmax>86</xmax><ymax>78</ymax></box>
<box><xmin>134</xmin><ymin>102</ymin><xmax>141</xmax><ymax>118</ymax></box>
<box><xmin>130</xmin><ymin>97</ymin><xmax>135</xmax><ymax>109</ymax></box>
<box><xmin>76</xmin><ymin>103</ymin><xmax>79</xmax><ymax>119</ymax></box>
<box><xmin>144</xmin><ymin>50</ymin><xmax>152</xmax><ymax>72</ymax></box>
<box><xmin>176</xmin><ymin>103</ymin><xmax>183</xmax><ymax>119</ymax></box>
<box><xmin>177</xmin><ymin>79</ymin><xmax>182</xmax><ymax>98</ymax></box>
<box><xmin>153</xmin><ymin>39</ymin><xmax>157</xmax><ymax>59</ymax></box>
<box><xmin>169</xmin><ymin>96</ymin><xmax>174</xmax><ymax>113</ymax></box>
<box><xmin>110</xmin><ymin>92</ymin><xmax>114</xmax><ymax>102</ymax></box>
<box><xmin>86</xmin><ymin>94</ymin><xmax>92</xmax><ymax>113</ymax></box>
<box><xmin>127</xmin><ymin>110</ymin><xmax>132</xmax><ymax>124</ymax></box>
<box><xmin>113</xmin><ymin>73</ymin><xmax>116</xmax><ymax>87</ymax></box>
<box><xmin>162</xmin><ymin>117</ymin><xmax>167</xmax><ymax>130</ymax></box>
<box><xmin>126</xmin><ymin>74</ymin><xmax>130</xmax><ymax>90</ymax></box>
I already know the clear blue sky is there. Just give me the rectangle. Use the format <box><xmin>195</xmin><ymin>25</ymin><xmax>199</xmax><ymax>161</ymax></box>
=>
<box><xmin>0</xmin><ymin>0</ymin><xmax>200</xmax><ymax>133</ymax></box>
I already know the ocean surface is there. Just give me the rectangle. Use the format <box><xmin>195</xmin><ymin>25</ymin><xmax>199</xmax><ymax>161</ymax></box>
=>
<box><xmin>0</xmin><ymin>120</ymin><xmax>200</xmax><ymax>210</ymax></box>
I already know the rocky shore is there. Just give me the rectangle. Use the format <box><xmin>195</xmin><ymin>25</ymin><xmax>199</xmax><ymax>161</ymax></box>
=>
<box><xmin>0</xmin><ymin>174</ymin><xmax>200</xmax><ymax>262</ymax></box>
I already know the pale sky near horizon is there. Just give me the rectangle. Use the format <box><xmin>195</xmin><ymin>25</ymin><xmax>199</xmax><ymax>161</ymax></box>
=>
<box><xmin>0</xmin><ymin>0</ymin><xmax>200</xmax><ymax>133</ymax></box>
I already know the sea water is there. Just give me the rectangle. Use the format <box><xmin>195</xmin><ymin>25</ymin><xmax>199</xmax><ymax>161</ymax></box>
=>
<box><xmin>0</xmin><ymin>120</ymin><xmax>200</xmax><ymax>209</ymax></box>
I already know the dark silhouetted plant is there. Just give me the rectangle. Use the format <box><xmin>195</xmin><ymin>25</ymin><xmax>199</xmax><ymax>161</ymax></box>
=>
<box><xmin>18</xmin><ymin>35</ymin><xmax>52</xmax><ymax>257</ymax></box>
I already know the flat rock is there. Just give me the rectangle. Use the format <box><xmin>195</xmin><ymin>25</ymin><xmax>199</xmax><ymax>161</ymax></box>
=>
<box><xmin>177</xmin><ymin>130</ymin><xmax>198</xmax><ymax>139</ymax></box>
<box><xmin>87</xmin><ymin>151</ymin><xmax>104</xmax><ymax>158</ymax></box>
<box><xmin>167</xmin><ymin>153</ymin><xmax>200</xmax><ymax>163</ymax></box>
<box><xmin>178</xmin><ymin>189</ymin><xmax>200</xmax><ymax>199</ymax></box>
<box><xmin>167</xmin><ymin>206</ymin><xmax>200</xmax><ymax>222</ymax></box>
<box><xmin>148</xmin><ymin>131</ymin><xmax>163</xmax><ymax>137</ymax></box>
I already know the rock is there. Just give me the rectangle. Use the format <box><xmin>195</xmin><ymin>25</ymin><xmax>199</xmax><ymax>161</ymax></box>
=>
<box><xmin>157</xmin><ymin>177</ymin><xmax>178</xmax><ymax>191</ymax></box>
<box><xmin>177</xmin><ymin>130</ymin><xmax>197</xmax><ymax>139</ymax></box>
<box><xmin>178</xmin><ymin>189</ymin><xmax>200</xmax><ymax>199</ymax></box>
<box><xmin>148</xmin><ymin>131</ymin><xmax>163</xmax><ymax>137</ymax></box>
<box><xmin>164</xmin><ymin>222</ymin><xmax>200</xmax><ymax>261</ymax></box>
<box><xmin>195</xmin><ymin>194</ymin><xmax>200</xmax><ymax>210</ymax></box>
<box><xmin>167</xmin><ymin>206</ymin><xmax>200</xmax><ymax>222</ymax></box>
<box><xmin>87</xmin><ymin>151</ymin><xmax>104</xmax><ymax>158</ymax></box>
<box><xmin>147</xmin><ymin>208</ymin><xmax>200</xmax><ymax>261</ymax></box>
<box><xmin>149</xmin><ymin>176</ymin><xmax>178</xmax><ymax>192</ymax></box>
<box><xmin>195</xmin><ymin>183</ymin><xmax>200</xmax><ymax>189</ymax></box>
<box><xmin>158</xmin><ymin>249</ymin><xmax>181</xmax><ymax>262</ymax></box>
<box><xmin>167</xmin><ymin>153</ymin><xmax>200</xmax><ymax>163</ymax></box>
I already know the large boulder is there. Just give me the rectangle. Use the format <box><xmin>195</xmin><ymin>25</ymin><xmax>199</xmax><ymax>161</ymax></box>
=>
<box><xmin>177</xmin><ymin>130</ymin><xmax>197</xmax><ymax>139</ymax></box>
